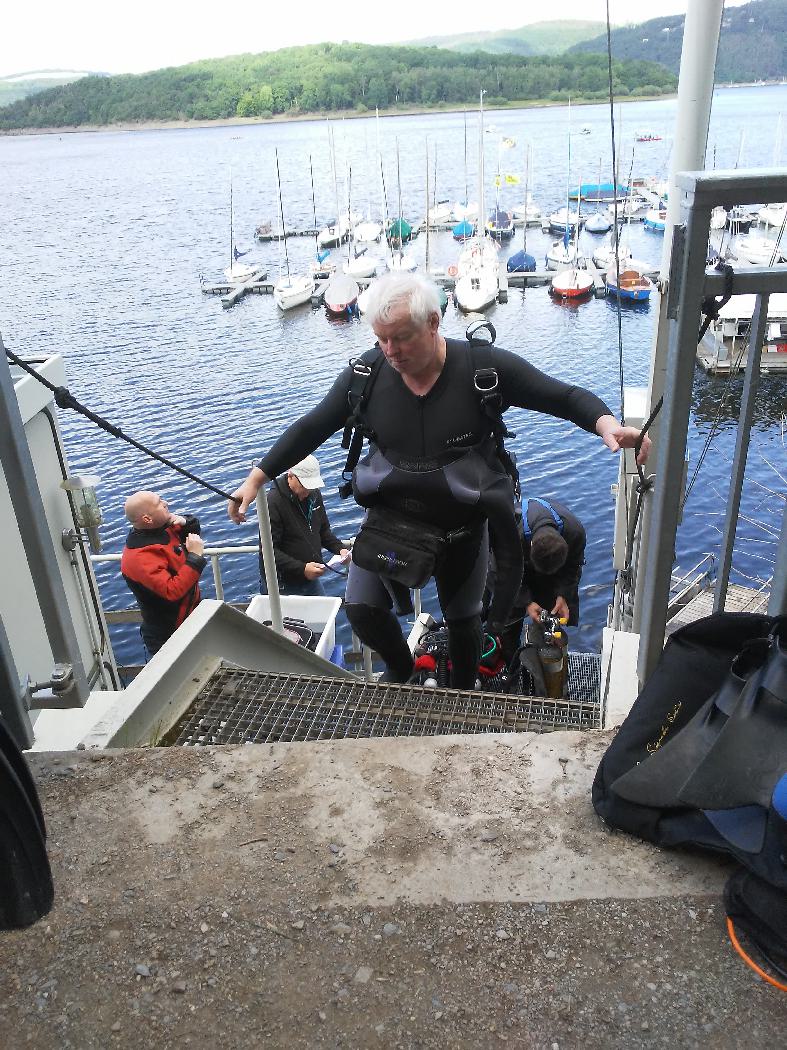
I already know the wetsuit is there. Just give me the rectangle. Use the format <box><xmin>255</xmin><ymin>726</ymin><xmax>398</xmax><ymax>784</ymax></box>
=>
<box><xmin>257</xmin><ymin>339</ymin><xmax>611</xmax><ymax>686</ymax></box>
<box><xmin>261</xmin><ymin>478</ymin><xmax>345</xmax><ymax>596</ymax></box>
<box><xmin>121</xmin><ymin>516</ymin><xmax>206</xmax><ymax>655</ymax></box>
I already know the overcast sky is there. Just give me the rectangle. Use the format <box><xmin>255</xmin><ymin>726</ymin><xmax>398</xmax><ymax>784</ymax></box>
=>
<box><xmin>1</xmin><ymin>1</ymin><xmax>748</xmax><ymax>79</ymax></box>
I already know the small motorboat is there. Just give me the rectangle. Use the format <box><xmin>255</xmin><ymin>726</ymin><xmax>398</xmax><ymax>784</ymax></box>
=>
<box><xmin>507</xmin><ymin>249</ymin><xmax>536</xmax><ymax>273</ymax></box>
<box><xmin>323</xmin><ymin>274</ymin><xmax>360</xmax><ymax>316</ymax></box>
<box><xmin>606</xmin><ymin>268</ymin><xmax>654</xmax><ymax>302</ymax></box>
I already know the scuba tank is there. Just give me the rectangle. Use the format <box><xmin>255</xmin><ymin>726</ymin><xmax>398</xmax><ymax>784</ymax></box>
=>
<box><xmin>537</xmin><ymin>611</ymin><xmax>568</xmax><ymax>699</ymax></box>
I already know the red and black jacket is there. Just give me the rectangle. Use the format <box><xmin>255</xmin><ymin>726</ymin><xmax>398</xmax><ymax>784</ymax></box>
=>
<box><xmin>121</xmin><ymin>516</ymin><xmax>206</xmax><ymax>652</ymax></box>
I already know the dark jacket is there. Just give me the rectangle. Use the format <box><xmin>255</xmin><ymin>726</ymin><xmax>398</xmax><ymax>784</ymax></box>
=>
<box><xmin>518</xmin><ymin>499</ymin><xmax>586</xmax><ymax>625</ymax></box>
<box><xmin>266</xmin><ymin>479</ymin><xmax>344</xmax><ymax>584</ymax></box>
<box><xmin>121</xmin><ymin>516</ymin><xmax>206</xmax><ymax>653</ymax></box>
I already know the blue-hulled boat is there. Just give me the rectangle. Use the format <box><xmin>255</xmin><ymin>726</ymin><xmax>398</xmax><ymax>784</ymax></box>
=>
<box><xmin>606</xmin><ymin>268</ymin><xmax>653</xmax><ymax>302</ymax></box>
<box><xmin>569</xmin><ymin>182</ymin><xmax>629</xmax><ymax>203</ymax></box>
<box><xmin>644</xmin><ymin>206</ymin><xmax>667</xmax><ymax>232</ymax></box>
<box><xmin>507</xmin><ymin>249</ymin><xmax>536</xmax><ymax>273</ymax></box>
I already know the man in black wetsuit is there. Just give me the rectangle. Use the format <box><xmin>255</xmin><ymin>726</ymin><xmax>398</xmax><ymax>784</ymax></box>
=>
<box><xmin>229</xmin><ymin>273</ymin><xmax>651</xmax><ymax>688</ymax></box>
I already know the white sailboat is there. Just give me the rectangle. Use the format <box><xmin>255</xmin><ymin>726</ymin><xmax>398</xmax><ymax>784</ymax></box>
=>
<box><xmin>272</xmin><ymin>150</ymin><xmax>315</xmax><ymax>312</ymax></box>
<box><xmin>223</xmin><ymin>172</ymin><xmax>261</xmax><ymax>281</ymax></box>
<box><xmin>343</xmin><ymin>166</ymin><xmax>380</xmax><ymax>280</ymax></box>
<box><xmin>455</xmin><ymin>92</ymin><xmax>499</xmax><ymax>314</ymax></box>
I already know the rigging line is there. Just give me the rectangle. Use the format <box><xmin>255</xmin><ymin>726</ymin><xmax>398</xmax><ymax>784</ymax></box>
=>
<box><xmin>604</xmin><ymin>0</ymin><xmax>626</xmax><ymax>424</ymax></box>
<box><xmin>3</xmin><ymin>340</ymin><xmax>238</xmax><ymax>504</ymax></box>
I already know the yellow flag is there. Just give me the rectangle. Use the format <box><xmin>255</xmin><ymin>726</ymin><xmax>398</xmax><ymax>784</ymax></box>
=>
<box><xmin>494</xmin><ymin>175</ymin><xmax>502</xmax><ymax>188</ymax></box>
<box><xmin>504</xmin><ymin>173</ymin><xmax>521</xmax><ymax>185</ymax></box>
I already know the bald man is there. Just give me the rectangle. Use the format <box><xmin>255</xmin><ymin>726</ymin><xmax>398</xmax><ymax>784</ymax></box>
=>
<box><xmin>120</xmin><ymin>491</ymin><xmax>206</xmax><ymax>656</ymax></box>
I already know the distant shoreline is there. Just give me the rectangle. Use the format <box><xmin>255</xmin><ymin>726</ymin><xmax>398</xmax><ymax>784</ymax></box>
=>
<box><xmin>1</xmin><ymin>94</ymin><xmax>675</xmax><ymax>137</ymax></box>
<box><xmin>2</xmin><ymin>81</ymin><xmax>782</xmax><ymax>138</ymax></box>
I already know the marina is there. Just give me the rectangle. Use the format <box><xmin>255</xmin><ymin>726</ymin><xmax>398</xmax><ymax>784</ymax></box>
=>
<box><xmin>1</xmin><ymin>10</ymin><xmax>787</xmax><ymax>1037</ymax></box>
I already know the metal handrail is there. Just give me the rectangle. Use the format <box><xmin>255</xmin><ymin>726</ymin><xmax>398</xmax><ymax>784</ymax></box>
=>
<box><xmin>91</xmin><ymin>544</ymin><xmax>259</xmax><ymax>602</ymax></box>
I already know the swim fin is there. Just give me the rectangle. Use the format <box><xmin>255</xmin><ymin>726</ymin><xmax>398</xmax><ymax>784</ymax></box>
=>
<box><xmin>611</xmin><ymin>642</ymin><xmax>767</xmax><ymax>810</ymax></box>
<box><xmin>677</xmin><ymin>625</ymin><xmax>787</xmax><ymax>812</ymax></box>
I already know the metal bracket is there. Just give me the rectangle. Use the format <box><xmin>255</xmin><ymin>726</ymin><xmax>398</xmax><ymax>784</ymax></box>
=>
<box><xmin>26</xmin><ymin>662</ymin><xmax>82</xmax><ymax>710</ymax></box>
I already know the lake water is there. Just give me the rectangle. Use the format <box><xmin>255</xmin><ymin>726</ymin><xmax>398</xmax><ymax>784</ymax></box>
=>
<box><xmin>1</xmin><ymin>86</ymin><xmax>785</xmax><ymax>665</ymax></box>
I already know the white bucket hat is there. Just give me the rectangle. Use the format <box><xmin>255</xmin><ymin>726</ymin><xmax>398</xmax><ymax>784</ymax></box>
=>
<box><xmin>289</xmin><ymin>455</ymin><xmax>325</xmax><ymax>490</ymax></box>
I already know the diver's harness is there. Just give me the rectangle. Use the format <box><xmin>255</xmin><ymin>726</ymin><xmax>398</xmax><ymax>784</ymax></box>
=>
<box><xmin>338</xmin><ymin>319</ymin><xmax>520</xmax><ymax>500</ymax></box>
<box><xmin>522</xmin><ymin>497</ymin><xmax>564</xmax><ymax>539</ymax></box>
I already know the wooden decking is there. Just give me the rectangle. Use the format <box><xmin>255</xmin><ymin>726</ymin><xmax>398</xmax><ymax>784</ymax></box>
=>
<box><xmin>665</xmin><ymin>583</ymin><xmax>771</xmax><ymax>636</ymax></box>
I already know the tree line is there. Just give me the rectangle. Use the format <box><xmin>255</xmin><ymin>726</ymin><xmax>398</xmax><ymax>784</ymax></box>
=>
<box><xmin>0</xmin><ymin>43</ymin><xmax>676</xmax><ymax>131</ymax></box>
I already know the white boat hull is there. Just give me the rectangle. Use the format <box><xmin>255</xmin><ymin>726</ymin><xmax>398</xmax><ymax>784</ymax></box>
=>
<box><xmin>273</xmin><ymin>275</ymin><xmax>315</xmax><ymax>311</ymax></box>
<box><xmin>343</xmin><ymin>255</ymin><xmax>379</xmax><ymax>279</ymax></box>
<box><xmin>454</xmin><ymin>269</ymin><xmax>498</xmax><ymax>312</ymax></box>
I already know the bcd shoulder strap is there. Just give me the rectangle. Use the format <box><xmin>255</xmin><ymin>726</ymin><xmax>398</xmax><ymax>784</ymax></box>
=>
<box><xmin>467</xmin><ymin>319</ymin><xmax>521</xmax><ymax>499</ymax></box>
<box><xmin>339</xmin><ymin>345</ymin><xmax>385</xmax><ymax>498</ymax></box>
<box><xmin>522</xmin><ymin>497</ymin><xmax>564</xmax><ymax>539</ymax></box>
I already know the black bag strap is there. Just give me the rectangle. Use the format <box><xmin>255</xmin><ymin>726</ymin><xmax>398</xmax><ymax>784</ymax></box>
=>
<box><xmin>467</xmin><ymin>320</ymin><xmax>521</xmax><ymax>498</ymax></box>
<box><xmin>339</xmin><ymin>345</ymin><xmax>385</xmax><ymax>498</ymax></box>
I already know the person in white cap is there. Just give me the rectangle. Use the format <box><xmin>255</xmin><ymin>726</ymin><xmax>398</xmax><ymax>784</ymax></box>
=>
<box><xmin>260</xmin><ymin>455</ymin><xmax>351</xmax><ymax>596</ymax></box>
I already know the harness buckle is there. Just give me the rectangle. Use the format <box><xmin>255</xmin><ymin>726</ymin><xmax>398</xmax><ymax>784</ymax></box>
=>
<box><xmin>473</xmin><ymin>368</ymin><xmax>499</xmax><ymax>394</ymax></box>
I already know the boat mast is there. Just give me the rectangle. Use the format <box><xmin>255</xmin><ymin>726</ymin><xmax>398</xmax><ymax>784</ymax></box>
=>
<box><xmin>274</xmin><ymin>149</ymin><xmax>290</xmax><ymax>279</ymax></box>
<box><xmin>309</xmin><ymin>154</ymin><xmax>321</xmax><ymax>261</ymax></box>
<box><xmin>425</xmin><ymin>140</ymin><xmax>431</xmax><ymax>273</ymax></box>
<box><xmin>396</xmin><ymin>137</ymin><xmax>403</xmax><ymax>253</ymax></box>
<box><xmin>229</xmin><ymin>168</ymin><xmax>234</xmax><ymax>273</ymax></box>
<box><xmin>522</xmin><ymin>143</ymin><xmax>529</xmax><ymax>257</ymax></box>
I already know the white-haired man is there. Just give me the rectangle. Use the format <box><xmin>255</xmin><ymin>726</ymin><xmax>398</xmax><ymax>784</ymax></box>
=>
<box><xmin>229</xmin><ymin>272</ymin><xmax>650</xmax><ymax>688</ymax></box>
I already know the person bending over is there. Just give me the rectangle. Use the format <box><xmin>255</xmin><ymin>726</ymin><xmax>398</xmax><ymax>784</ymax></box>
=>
<box><xmin>121</xmin><ymin>490</ymin><xmax>205</xmax><ymax>657</ymax></box>
<box><xmin>228</xmin><ymin>273</ymin><xmax>650</xmax><ymax>688</ymax></box>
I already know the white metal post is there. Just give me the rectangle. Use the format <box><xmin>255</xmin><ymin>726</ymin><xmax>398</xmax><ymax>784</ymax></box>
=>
<box><xmin>255</xmin><ymin>490</ymin><xmax>284</xmax><ymax>635</ymax></box>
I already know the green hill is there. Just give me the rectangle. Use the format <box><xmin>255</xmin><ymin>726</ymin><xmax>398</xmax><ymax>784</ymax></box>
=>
<box><xmin>570</xmin><ymin>0</ymin><xmax>787</xmax><ymax>83</ymax></box>
<box><xmin>406</xmin><ymin>21</ymin><xmax>609</xmax><ymax>57</ymax></box>
<box><xmin>0</xmin><ymin>42</ymin><xmax>676</xmax><ymax>132</ymax></box>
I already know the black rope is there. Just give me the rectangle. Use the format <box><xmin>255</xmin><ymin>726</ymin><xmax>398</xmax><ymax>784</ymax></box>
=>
<box><xmin>698</xmin><ymin>261</ymin><xmax>735</xmax><ymax>342</ymax></box>
<box><xmin>619</xmin><ymin>395</ymin><xmax>664</xmax><ymax>592</ymax></box>
<box><xmin>4</xmin><ymin>343</ymin><xmax>238</xmax><ymax>503</ymax></box>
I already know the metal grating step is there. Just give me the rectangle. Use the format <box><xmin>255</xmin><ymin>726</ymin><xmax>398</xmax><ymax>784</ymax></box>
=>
<box><xmin>160</xmin><ymin>663</ymin><xmax>601</xmax><ymax>747</ymax></box>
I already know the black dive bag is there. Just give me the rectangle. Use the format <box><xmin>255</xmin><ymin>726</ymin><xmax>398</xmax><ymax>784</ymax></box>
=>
<box><xmin>592</xmin><ymin>611</ymin><xmax>787</xmax><ymax>888</ymax></box>
<box><xmin>351</xmin><ymin>506</ymin><xmax>460</xmax><ymax>589</ymax></box>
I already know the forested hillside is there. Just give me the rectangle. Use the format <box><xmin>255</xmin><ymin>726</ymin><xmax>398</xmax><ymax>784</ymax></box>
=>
<box><xmin>0</xmin><ymin>42</ymin><xmax>675</xmax><ymax>131</ymax></box>
<box><xmin>571</xmin><ymin>0</ymin><xmax>787</xmax><ymax>83</ymax></box>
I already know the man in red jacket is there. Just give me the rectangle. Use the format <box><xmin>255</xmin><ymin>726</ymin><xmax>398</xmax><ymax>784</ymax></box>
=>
<box><xmin>121</xmin><ymin>491</ymin><xmax>206</xmax><ymax>656</ymax></box>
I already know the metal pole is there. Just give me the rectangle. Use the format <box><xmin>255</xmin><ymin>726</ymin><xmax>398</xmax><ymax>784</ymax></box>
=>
<box><xmin>0</xmin><ymin>340</ymin><xmax>89</xmax><ymax>707</ymax></box>
<box><xmin>713</xmin><ymin>294</ymin><xmax>768</xmax><ymax>612</ymax></box>
<box><xmin>210</xmin><ymin>555</ymin><xmax>224</xmax><ymax>602</ymax></box>
<box><xmin>255</xmin><ymin>489</ymin><xmax>284</xmax><ymax>635</ymax></box>
<box><xmin>636</xmin><ymin>202</ymin><xmax>713</xmax><ymax>684</ymax></box>
<box><xmin>0</xmin><ymin>615</ymin><xmax>34</xmax><ymax>749</ymax></box>
<box><xmin>632</xmin><ymin>0</ymin><xmax>724</xmax><ymax>633</ymax></box>
<box><xmin>768</xmin><ymin>498</ymin><xmax>787</xmax><ymax>618</ymax></box>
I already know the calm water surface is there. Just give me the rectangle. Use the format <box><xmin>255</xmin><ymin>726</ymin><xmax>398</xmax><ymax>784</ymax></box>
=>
<box><xmin>1</xmin><ymin>86</ymin><xmax>785</xmax><ymax>664</ymax></box>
